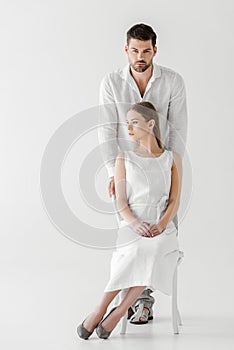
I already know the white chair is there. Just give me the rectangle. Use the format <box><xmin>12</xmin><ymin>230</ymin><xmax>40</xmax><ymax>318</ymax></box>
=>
<box><xmin>111</xmin><ymin>194</ymin><xmax>184</xmax><ymax>335</ymax></box>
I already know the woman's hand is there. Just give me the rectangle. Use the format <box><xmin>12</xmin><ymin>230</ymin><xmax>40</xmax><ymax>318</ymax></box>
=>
<box><xmin>148</xmin><ymin>221</ymin><xmax>166</xmax><ymax>237</ymax></box>
<box><xmin>130</xmin><ymin>220</ymin><xmax>152</xmax><ymax>237</ymax></box>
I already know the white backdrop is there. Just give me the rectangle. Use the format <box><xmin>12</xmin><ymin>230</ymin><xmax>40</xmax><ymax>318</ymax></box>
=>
<box><xmin>1</xmin><ymin>0</ymin><xmax>234</xmax><ymax>349</ymax></box>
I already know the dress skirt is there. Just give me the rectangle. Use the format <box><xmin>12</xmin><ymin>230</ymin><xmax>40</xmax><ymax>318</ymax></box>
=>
<box><xmin>104</xmin><ymin>214</ymin><xmax>179</xmax><ymax>295</ymax></box>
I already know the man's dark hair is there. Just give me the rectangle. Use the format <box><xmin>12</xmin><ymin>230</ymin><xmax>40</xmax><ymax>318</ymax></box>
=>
<box><xmin>126</xmin><ymin>23</ymin><xmax>157</xmax><ymax>47</ymax></box>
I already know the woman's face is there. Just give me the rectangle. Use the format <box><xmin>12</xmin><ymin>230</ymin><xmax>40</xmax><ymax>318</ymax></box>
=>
<box><xmin>126</xmin><ymin>109</ymin><xmax>153</xmax><ymax>141</ymax></box>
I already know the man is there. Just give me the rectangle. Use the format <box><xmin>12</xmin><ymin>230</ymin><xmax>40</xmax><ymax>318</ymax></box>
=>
<box><xmin>98</xmin><ymin>23</ymin><xmax>187</xmax><ymax>324</ymax></box>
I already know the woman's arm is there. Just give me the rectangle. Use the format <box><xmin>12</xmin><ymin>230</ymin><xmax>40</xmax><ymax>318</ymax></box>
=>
<box><xmin>114</xmin><ymin>152</ymin><xmax>138</xmax><ymax>225</ymax></box>
<box><xmin>158</xmin><ymin>151</ymin><xmax>183</xmax><ymax>231</ymax></box>
<box><xmin>114</xmin><ymin>152</ymin><xmax>152</xmax><ymax>237</ymax></box>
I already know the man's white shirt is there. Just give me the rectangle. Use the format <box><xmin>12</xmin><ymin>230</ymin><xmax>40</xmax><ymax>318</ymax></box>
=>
<box><xmin>98</xmin><ymin>63</ymin><xmax>187</xmax><ymax>178</ymax></box>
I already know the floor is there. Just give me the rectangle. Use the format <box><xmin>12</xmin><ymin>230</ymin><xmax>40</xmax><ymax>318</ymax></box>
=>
<box><xmin>2</xmin><ymin>313</ymin><xmax>233</xmax><ymax>350</ymax></box>
<box><xmin>1</xmin><ymin>265</ymin><xmax>234</xmax><ymax>350</ymax></box>
<box><xmin>74</xmin><ymin>314</ymin><xmax>234</xmax><ymax>349</ymax></box>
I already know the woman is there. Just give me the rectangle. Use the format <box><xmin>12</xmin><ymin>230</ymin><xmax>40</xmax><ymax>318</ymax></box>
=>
<box><xmin>77</xmin><ymin>101</ymin><xmax>182</xmax><ymax>340</ymax></box>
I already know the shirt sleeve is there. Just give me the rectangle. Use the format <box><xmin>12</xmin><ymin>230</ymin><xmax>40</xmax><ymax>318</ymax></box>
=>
<box><xmin>98</xmin><ymin>74</ymin><xmax>119</xmax><ymax>178</ymax></box>
<box><xmin>167</xmin><ymin>73</ymin><xmax>188</xmax><ymax>158</ymax></box>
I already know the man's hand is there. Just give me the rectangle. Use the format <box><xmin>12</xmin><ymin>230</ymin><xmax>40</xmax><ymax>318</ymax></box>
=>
<box><xmin>108</xmin><ymin>176</ymin><xmax>115</xmax><ymax>197</ymax></box>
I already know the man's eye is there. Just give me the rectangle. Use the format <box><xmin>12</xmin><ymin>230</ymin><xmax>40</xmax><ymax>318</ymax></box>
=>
<box><xmin>133</xmin><ymin>121</ymin><xmax>138</xmax><ymax>124</ymax></box>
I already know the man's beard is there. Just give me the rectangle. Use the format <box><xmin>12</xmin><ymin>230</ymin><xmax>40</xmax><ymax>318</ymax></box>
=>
<box><xmin>131</xmin><ymin>61</ymin><xmax>152</xmax><ymax>73</ymax></box>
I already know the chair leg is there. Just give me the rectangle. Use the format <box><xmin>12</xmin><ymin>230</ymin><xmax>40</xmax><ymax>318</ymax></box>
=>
<box><xmin>172</xmin><ymin>265</ymin><xmax>179</xmax><ymax>334</ymax></box>
<box><xmin>177</xmin><ymin>307</ymin><xmax>182</xmax><ymax>326</ymax></box>
<box><xmin>176</xmin><ymin>251</ymin><xmax>184</xmax><ymax>327</ymax></box>
<box><xmin>120</xmin><ymin>312</ymin><xmax>128</xmax><ymax>334</ymax></box>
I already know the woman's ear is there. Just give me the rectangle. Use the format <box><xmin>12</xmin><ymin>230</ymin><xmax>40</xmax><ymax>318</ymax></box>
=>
<box><xmin>148</xmin><ymin>120</ymin><xmax>155</xmax><ymax>128</ymax></box>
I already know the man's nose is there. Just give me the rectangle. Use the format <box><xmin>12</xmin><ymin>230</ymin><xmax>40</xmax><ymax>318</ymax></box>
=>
<box><xmin>137</xmin><ymin>52</ymin><xmax>144</xmax><ymax>60</ymax></box>
<box><xmin>128</xmin><ymin>124</ymin><xmax>132</xmax><ymax>130</ymax></box>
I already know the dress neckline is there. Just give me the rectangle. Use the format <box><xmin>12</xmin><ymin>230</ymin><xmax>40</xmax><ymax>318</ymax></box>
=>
<box><xmin>129</xmin><ymin>149</ymin><xmax>167</xmax><ymax>159</ymax></box>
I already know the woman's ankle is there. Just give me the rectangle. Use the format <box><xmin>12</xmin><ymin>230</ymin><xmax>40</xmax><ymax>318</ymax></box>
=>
<box><xmin>94</xmin><ymin>306</ymin><xmax>108</xmax><ymax>317</ymax></box>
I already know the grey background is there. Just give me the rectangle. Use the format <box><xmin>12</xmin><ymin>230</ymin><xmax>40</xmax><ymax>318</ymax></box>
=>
<box><xmin>1</xmin><ymin>0</ymin><xmax>234</xmax><ymax>348</ymax></box>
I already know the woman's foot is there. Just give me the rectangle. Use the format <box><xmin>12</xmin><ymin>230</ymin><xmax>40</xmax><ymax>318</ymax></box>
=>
<box><xmin>82</xmin><ymin>311</ymin><xmax>104</xmax><ymax>333</ymax></box>
<box><xmin>99</xmin><ymin>307</ymin><xmax>123</xmax><ymax>332</ymax></box>
<box><xmin>139</xmin><ymin>307</ymin><xmax>149</xmax><ymax>322</ymax></box>
<box><xmin>77</xmin><ymin>310</ymin><xmax>105</xmax><ymax>340</ymax></box>
<box><xmin>130</xmin><ymin>303</ymin><xmax>152</xmax><ymax>324</ymax></box>
<box><xmin>96</xmin><ymin>307</ymin><xmax>124</xmax><ymax>339</ymax></box>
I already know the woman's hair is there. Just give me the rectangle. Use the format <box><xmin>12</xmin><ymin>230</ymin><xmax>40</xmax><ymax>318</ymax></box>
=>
<box><xmin>128</xmin><ymin>101</ymin><xmax>163</xmax><ymax>149</ymax></box>
<box><xmin>126</xmin><ymin>23</ymin><xmax>157</xmax><ymax>47</ymax></box>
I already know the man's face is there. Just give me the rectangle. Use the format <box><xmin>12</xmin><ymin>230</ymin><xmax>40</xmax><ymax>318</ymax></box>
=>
<box><xmin>125</xmin><ymin>39</ymin><xmax>157</xmax><ymax>73</ymax></box>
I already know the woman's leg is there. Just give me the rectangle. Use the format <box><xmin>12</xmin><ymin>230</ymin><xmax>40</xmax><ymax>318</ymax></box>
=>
<box><xmin>100</xmin><ymin>285</ymin><xmax>147</xmax><ymax>332</ymax></box>
<box><xmin>83</xmin><ymin>285</ymin><xmax>147</xmax><ymax>333</ymax></box>
<box><xmin>83</xmin><ymin>289</ymin><xmax>121</xmax><ymax>332</ymax></box>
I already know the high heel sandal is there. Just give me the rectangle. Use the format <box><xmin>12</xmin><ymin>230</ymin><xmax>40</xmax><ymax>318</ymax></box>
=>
<box><xmin>129</xmin><ymin>302</ymin><xmax>153</xmax><ymax>324</ymax></box>
<box><xmin>127</xmin><ymin>306</ymin><xmax>135</xmax><ymax>319</ymax></box>
<box><xmin>77</xmin><ymin>314</ymin><xmax>103</xmax><ymax>340</ymax></box>
<box><xmin>95</xmin><ymin>307</ymin><xmax>118</xmax><ymax>339</ymax></box>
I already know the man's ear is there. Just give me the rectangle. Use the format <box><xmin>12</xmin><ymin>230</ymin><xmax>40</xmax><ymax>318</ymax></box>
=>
<box><xmin>153</xmin><ymin>46</ymin><xmax>157</xmax><ymax>56</ymax></box>
<box><xmin>125</xmin><ymin>45</ymin><xmax>129</xmax><ymax>54</ymax></box>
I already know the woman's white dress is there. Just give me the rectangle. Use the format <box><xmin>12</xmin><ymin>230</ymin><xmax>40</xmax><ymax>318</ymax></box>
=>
<box><xmin>104</xmin><ymin>149</ymin><xmax>180</xmax><ymax>295</ymax></box>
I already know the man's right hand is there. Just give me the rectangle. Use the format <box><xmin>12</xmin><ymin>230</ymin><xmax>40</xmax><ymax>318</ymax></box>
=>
<box><xmin>109</xmin><ymin>176</ymin><xmax>115</xmax><ymax>197</ymax></box>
